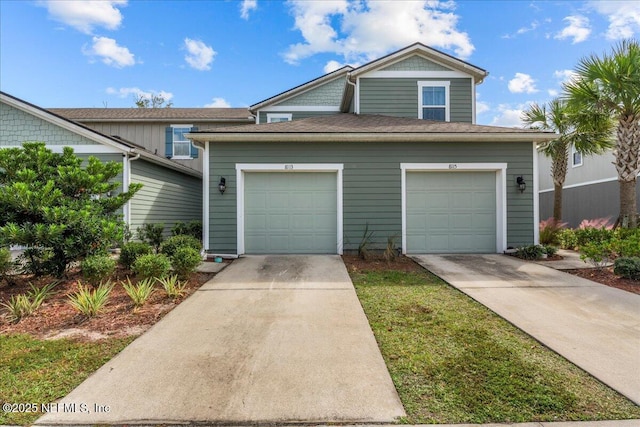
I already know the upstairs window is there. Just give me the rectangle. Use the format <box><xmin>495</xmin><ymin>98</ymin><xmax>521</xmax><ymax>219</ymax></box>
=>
<box><xmin>165</xmin><ymin>125</ymin><xmax>198</xmax><ymax>159</ymax></box>
<box><xmin>418</xmin><ymin>81</ymin><xmax>450</xmax><ymax>121</ymax></box>
<box><xmin>267</xmin><ymin>113</ymin><xmax>292</xmax><ymax>123</ymax></box>
<box><xmin>572</xmin><ymin>145</ymin><xmax>583</xmax><ymax>167</ymax></box>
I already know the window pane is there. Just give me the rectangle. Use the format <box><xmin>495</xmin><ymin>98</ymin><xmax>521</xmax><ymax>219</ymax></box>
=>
<box><xmin>573</xmin><ymin>151</ymin><xmax>582</xmax><ymax>166</ymax></box>
<box><xmin>174</xmin><ymin>141</ymin><xmax>191</xmax><ymax>157</ymax></box>
<box><xmin>422</xmin><ymin>86</ymin><xmax>445</xmax><ymax>106</ymax></box>
<box><xmin>173</xmin><ymin>127</ymin><xmax>190</xmax><ymax>142</ymax></box>
<box><xmin>422</xmin><ymin>107</ymin><xmax>446</xmax><ymax>121</ymax></box>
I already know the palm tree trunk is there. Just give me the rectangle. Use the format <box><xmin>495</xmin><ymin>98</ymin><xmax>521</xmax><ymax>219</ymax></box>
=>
<box><xmin>551</xmin><ymin>144</ymin><xmax>569</xmax><ymax>221</ymax></box>
<box><xmin>614</xmin><ymin>115</ymin><xmax>639</xmax><ymax>228</ymax></box>
<box><xmin>553</xmin><ymin>183</ymin><xmax>563</xmax><ymax>221</ymax></box>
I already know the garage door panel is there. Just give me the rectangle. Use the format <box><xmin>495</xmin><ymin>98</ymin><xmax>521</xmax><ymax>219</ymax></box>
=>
<box><xmin>407</xmin><ymin>171</ymin><xmax>496</xmax><ymax>253</ymax></box>
<box><xmin>244</xmin><ymin>172</ymin><xmax>337</xmax><ymax>254</ymax></box>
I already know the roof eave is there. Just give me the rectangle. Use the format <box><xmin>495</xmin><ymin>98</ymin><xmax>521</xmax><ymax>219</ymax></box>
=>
<box><xmin>187</xmin><ymin>132</ymin><xmax>556</xmax><ymax>143</ymax></box>
<box><xmin>64</xmin><ymin>118</ymin><xmax>255</xmax><ymax>123</ymax></box>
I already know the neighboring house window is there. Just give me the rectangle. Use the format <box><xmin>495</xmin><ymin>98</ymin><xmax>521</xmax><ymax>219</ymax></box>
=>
<box><xmin>418</xmin><ymin>81</ymin><xmax>450</xmax><ymax>121</ymax></box>
<box><xmin>267</xmin><ymin>113</ymin><xmax>292</xmax><ymax>123</ymax></box>
<box><xmin>572</xmin><ymin>145</ymin><xmax>583</xmax><ymax>167</ymax></box>
<box><xmin>165</xmin><ymin>125</ymin><xmax>198</xmax><ymax>159</ymax></box>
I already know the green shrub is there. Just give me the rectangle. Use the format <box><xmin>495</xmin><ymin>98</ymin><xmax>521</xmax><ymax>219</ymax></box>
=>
<box><xmin>137</xmin><ymin>223</ymin><xmax>165</xmax><ymax>252</ymax></box>
<box><xmin>611</xmin><ymin>228</ymin><xmax>640</xmax><ymax>258</ymax></box>
<box><xmin>68</xmin><ymin>281</ymin><xmax>113</xmax><ymax>317</ymax></box>
<box><xmin>574</xmin><ymin>227</ymin><xmax>614</xmax><ymax>249</ymax></box>
<box><xmin>543</xmin><ymin>245</ymin><xmax>558</xmax><ymax>257</ymax></box>
<box><xmin>119</xmin><ymin>241</ymin><xmax>153</xmax><ymax>269</ymax></box>
<box><xmin>171</xmin><ymin>246</ymin><xmax>202</xmax><ymax>279</ymax></box>
<box><xmin>81</xmin><ymin>254</ymin><xmax>116</xmax><ymax>286</ymax></box>
<box><xmin>0</xmin><ymin>247</ymin><xmax>14</xmax><ymax>282</ymax></box>
<box><xmin>121</xmin><ymin>277</ymin><xmax>155</xmax><ymax>308</ymax></box>
<box><xmin>132</xmin><ymin>253</ymin><xmax>171</xmax><ymax>280</ymax></box>
<box><xmin>171</xmin><ymin>220</ymin><xmax>202</xmax><ymax>241</ymax></box>
<box><xmin>539</xmin><ymin>218</ymin><xmax>568</xmax><ymax>245</ymax></box>
<box><xmin>1</xmin><ymin>282</ymin><xmax>57</xmax><ymax>323</ymax></box>
<box><xmin>579</xmin><ymin>241</ymin><xmax>615</xmax><ymax>268</ymax></box>
<box><xmin>557</xmin><ymin>228</ymin><xmax>578</xmax><ymax>250</ymax></box>
<box><xmin>160</xmin><ymin>234</ymin><xmax>202</xmax><ymax>258</ymax></box>
<box><xmin>515</xmin><ymin>244</ymin><xmax>545</xmax><ymax>260</ymax></box>
<box><xmin>157</xmin><ymin>274</ymin><xmax>187</xmax><ymax>299</ymax></box>
<box><xmin>613</xmin><ymin>257</ymin><xmax>640</xmax><ymax>280</ymax></box>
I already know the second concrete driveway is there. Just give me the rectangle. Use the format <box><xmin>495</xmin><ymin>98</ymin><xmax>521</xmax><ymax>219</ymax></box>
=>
<box><xmin>413</xmin><ymin>254</ymin><xmax>640</xmax><ymax>406</ymax></box>
<box><xmin>36</xmin><ymin>255</ymin><xmax>404</xmax><ymax>425</ymax></box>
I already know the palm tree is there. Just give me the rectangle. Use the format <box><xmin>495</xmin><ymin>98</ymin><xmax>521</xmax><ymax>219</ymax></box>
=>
<box><xmin>564</xmin><ymin>39</ymin><xmax>640</xmax><ymax>227</ymax></box>
<box><xmin>522</xmin><ymin>98</ymin><xmax>612</xmax><ymax>221</ymax></box>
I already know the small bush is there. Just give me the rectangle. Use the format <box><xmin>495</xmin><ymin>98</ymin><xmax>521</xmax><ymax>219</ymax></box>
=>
<box><xmin>611</xmin><ymin>228</ymin><xmax>640</xmax><ymax>258</ymax></box>
<box><xmin>1</xmin><ymin>282</ymin><xmax>57</xmax><ymax>323</ymax></box>
<box><xmin>171</xmin><ymin>246</ymin><xmax>202</xmax><ymax>279</ymax></box>
<box><xmin>574</xmin><ymin>227</ymin><xmax>614</xmax><ymax>249</ymax></box>
<box><xmin>132</xmin><ymin>254</ymin><xmax>171</xmax><ymax>280</ymax></box>
<box><xmin>579</xmin><ymin>241</ymin><xmax>614</xmax><ymax>268</ymax></box>
<box><xmin>171</xmin><ymin>220</ymin><xmax>202</xmax><ymax>241</ymax></box>
<box><xmin>157</xmin><ymin>274</ymin><xmax>187</xmax><ymax>299</ymax></box>
<box><xmin>384</xmin><ymin>235</ymin><xmax>399</xmax><ymax>262</ymax></box>
<box><xmin>160</xmin><ymin>235</ymin><xmax>202</xmax><ymax>258</ymax></box>
<box><xmin>543</xmin><ymin>245</ymin><xmax>558</xmax><ymax>257</ymax></box>
<box><xmin>68</xmin><ymin>281</ymin><xmax>113</xmax><ymax>317</ymax></box>
<box><xmin>578</xmin><ymin>217</ymin><xmax>614</xmax><ymax>230</ymax></box>
<box><xmin>0</xmin><ymin>247</ymin><xmax>14</xmax><ymax>283</ymax></box>
<box><xmin>119</xmin><ymin>241</ymin><xmax>153</xmax><ymax>269</ymax></box>
<box><xmin>358</xmin><ymin>223</ymin><xmax>375</xmax><ymax>260</ymax></box>
<box><xmin>137</xmin><ymin>223</ymin><xmax>165</xmax><ymax>252</ymax></box>
<box><xmin>613</xmin><ymin>257</ymin><xmax>640</xmax><ymax>280</ymax></box>
<box><xmin>539</xmin><ymin>218</ymin><xmax>568</xmax><ymax>245</ymax></box>
<box><xmin>121</xmin><ymin>277</ymin><xmax>155</xmax><ymax>308</ymax></box>
<box><xmin>515</xmin><ymin>244</ymin><xmax>545</xmax><ymax>260</ymax></box>
<box><xmin>17</xmin><ymin>247</ymin><xmax>54</xmax><ymax>277</ymax></box>
<box><xmin>557</xmin><ymin>228</ymin><xmax>578</xmax><ymax>250</ymax></box>
<box><xmin>81</xmin><ymin>254</ymin><xmax>116</xmax><ymax>286</ymax></box>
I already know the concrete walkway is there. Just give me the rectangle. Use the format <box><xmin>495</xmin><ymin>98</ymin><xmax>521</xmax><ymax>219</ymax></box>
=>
<box><xmin>412</xmin><ymin>254</ymin><xmax>640</xmax><ymax>406</ymax></box>
<box><xmin>36</xmin><ymin>255</ymin><xmax>404</xmax><ymax>425</ymax></box>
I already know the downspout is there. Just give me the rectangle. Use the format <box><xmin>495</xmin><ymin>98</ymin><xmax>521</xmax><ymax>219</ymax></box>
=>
<box><xmin>345</xmin><ymin>73</ymin><xmax>357</xmax><ymax>114</ymax></box>
<box><xmin>192</xmin><ymin>141</ymin><xmax>210</xmax><ymax>253</ymax></box>
<box><xmin>123</xmin><ymin>151</ymin><xmax>141</xmax><ymax>230</ymax></box>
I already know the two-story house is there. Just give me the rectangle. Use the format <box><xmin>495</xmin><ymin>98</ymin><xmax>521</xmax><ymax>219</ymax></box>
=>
<box><xmin>187</xmin><ymin>43</ymin><xmax>554</xmax><ymax>256</ymax></box>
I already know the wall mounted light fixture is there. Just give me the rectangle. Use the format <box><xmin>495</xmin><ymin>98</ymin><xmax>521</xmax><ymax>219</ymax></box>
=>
<box><xmin>218</xmin><ymin>177</ymin><xmax>226</xmax><ymax>195</ymax></box>
<box><xmin>516</xmin><ymin>176</ymin><xmax>526</xmax><ymax>193</ymax></box>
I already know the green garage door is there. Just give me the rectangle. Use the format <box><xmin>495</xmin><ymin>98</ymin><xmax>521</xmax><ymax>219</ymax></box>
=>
<box><xmin>406</xmin><ymin>171</ymin><xmax>496</xmax><ymax>253</ymax></box>
<box><xmin>244</xmin><ymin>172</ymin><xmax>337</xmax><ymax>254</ymax></box>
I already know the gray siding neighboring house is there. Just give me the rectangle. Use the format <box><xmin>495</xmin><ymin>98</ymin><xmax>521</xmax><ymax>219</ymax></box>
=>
<box><xmin>1</xmin><ymin>92</ymin><xmax>202</xmax><ymax>236</ymax></box>
<box><xmin>50</xmin><ymin>108</ymin><xmax>253</xmax><ymax>174</ymax></box>
<box><xmin>538</xmin><ymin>149</ymin><xmax>640</xmax><ymax>227</ymax></box>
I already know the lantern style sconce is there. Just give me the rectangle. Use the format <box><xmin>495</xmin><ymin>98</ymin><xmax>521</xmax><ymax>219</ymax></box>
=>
<box><xmin>218</xmin><ymin>177</ymin><xmax>226</xmax><ymax>194</ymax></box>
<box><xmin>516</xmin><ymin>176</ymin><xmax>526</xmax><ymax>193</ymax></box>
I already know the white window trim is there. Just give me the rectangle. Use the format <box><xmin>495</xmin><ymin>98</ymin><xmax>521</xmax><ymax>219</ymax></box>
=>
<box><xmin>400</xmin><ymin>162</ymin><xmax>508</xmax><ymax>254</ymax></box>
<box><xmin>171</xmin><ymin>124</ymin><xmax>194</xmax><ymax>160</ymax></box>
<box><xmin>266</xmin><ymin>113</ymin><xmax>292</xmax><ymax>123</ymax></box>
<box><xmin>235</xmin><ymin>163</ymin><xmax>344</xmax><ymax>255</ymax></box>
<box><xmin>571</xmin><ymin>145</ymin><xmax>583</xmax><ymax>168</ymax></box>
<box><xmin>262</xmin><ymin>106</ymin><xmax>340</xmax><ymax>112</ymax></box>
<box><xmin>417</xmin><ymin>81</ymin><xmax>450</xmax><ymax>121</ymax></box>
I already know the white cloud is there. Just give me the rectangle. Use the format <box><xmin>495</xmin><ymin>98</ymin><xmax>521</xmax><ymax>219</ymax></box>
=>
<box><xmin>83</xmin><ymin>36</ymin><xmax>135</xmax><ymax>67</ymax></box>
<box><xmin>476</xmin><ymin>100</ymin><xmax>490</xmax><ymax>115</ymax></box>
<box><xmin>502</xmin><ymin>20</ymin><xmax>539</xmax><ymax>39</ymax></box>
<box><xmin>283</xmin><ymin>0</ymin><xmax>474</xmax><ymax>66</ymax></box>
<box><xmin>555</xmin><ymin>15</ymin><xmax>591</xmax><ymax>44</ymax></box>
<box><xmin>548</xmin><ymin>89</ymin><xmax>559</xmax><ymax>97</ymax></box>
<box><xmin>553</xmin><ymin>69</ymin><xmax>578</xmax><ymax>83</ymax></box>
<box><xmin>43</xmin><ymin>0</ymin><xmax>126</xmax><ymax>34</ymax></box>
<box><xmin>240</xmin><ymin>0</ymin><xmax>257</xmax><ymax>19</ymax></box>
<box><xmin>204</xmin><ymin>97</ymin><xmax>231</xmax><ymax>108</ymax></box>
<box><xmin>184</xmin><ymin>38</ymin><xmax>216</xmax><ymax>71</ymax></box>
<box><xmin>489</xmin><ymin>104</ymin><xmax>526</xmax><ymax>128</ymax></box>
<box><xmin>508</xmin><ymin>73</ymin><xmax>538</xmax><ymax>94</ymax></box>
<box><xmin>106</xmin><ymin>87</ymin><xmax>173</xmax><ymax>102</ymax></box>
<box><xmin>589</xmin><ymin>1</ymin><xmax>640</xmax><ymax>40</ymax></box>
<box><xmin>324</xmin><ymin>60</ymin><xmax>345</xmax><ymax>73</ymax></box>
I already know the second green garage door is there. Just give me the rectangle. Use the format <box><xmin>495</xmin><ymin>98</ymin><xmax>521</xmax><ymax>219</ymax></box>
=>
<box><xmin>406</xmin><ymin>171</ymin><xmax>497</xmax><ymax>253</ymax></box>
<box><xmin>244</xmin><ymin>172</ymin><xmax>337</xmax><ymax>254</ymax></box>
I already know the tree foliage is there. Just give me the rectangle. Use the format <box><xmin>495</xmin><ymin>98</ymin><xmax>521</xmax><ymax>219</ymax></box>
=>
<box><xmin>0</xmin><ymin>142</ymin><xmax>142</xmax><ymax>277</ymax></box>
<box><xmin>134</xmin><ymin>93</ymin><xmax>172</xmax><ymax>108</ymax></box>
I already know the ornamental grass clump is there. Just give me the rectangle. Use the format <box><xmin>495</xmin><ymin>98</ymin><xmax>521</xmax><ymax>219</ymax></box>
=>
<box><xmin>121</xmin><ymin>277</ymin><xmax>155</xmax><ymax>309</ymax></box>
<box><xmin>157</xmin><ymin>274</ymin><xmax>187</xmax><ymax>299</ymax></box>
<box><xmin>68</xmin><ymin>281</ymin><xmax>113</xmax><ymax>317</ymax></box>
<box><xmin>1</xmin><ymin>282</ymin><xmax>57</xmax><ymax>323</ymax></box>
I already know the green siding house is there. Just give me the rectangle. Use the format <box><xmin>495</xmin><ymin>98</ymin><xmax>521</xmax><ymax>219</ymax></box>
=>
<box><xmin>0</xmin><ymin>92</ymin><xmax>203</xmax><ymax>235</ymax></box>
<box><xmin>188</xmin><ymin>43</ymin><xmax>554</xmax><ymax>256</ymax></box>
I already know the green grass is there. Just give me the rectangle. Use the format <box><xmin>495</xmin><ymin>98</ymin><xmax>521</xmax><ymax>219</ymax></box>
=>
<box><xmin>352</xmin><ymin>269</ymin><xmax>640</xmax><ymax>424</ymax></box>
<box><xmin>0</xmin><ymin>334</ymin><xmax>133</xmax><ymax>425</ymax></box>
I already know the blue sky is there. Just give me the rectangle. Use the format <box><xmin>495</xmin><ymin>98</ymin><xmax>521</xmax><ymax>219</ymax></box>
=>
<box><xmin>1</xmin><ymin>0</ymin><xmax>639</xmax><ymax>126</ymax></box>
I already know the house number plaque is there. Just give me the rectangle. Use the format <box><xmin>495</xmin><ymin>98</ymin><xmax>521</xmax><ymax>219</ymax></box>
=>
<box><xmin>449</xmin><ymin>164</ymin><xmax>458</xmax><ymax>169</ymax></box>
<box><xmin>285</xmin><ymin>164</ymin><xmax>294</xmax><ymax>170</ymax></box>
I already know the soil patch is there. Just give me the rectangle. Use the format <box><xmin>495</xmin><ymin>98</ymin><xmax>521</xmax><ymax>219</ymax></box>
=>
<box><xmin>342</xmin><ymin>254</ymin><xmax>424</xmax><ymax>273</ymax></box>
<box><xmin>565</xmin><ymin>266</ymin><xmax>640</xmax><ymax>295</ymax></box>
<box><xmin>0</xmin><ymin>265</ymin><xmax>222</xmax><ymax>341</ymax></box>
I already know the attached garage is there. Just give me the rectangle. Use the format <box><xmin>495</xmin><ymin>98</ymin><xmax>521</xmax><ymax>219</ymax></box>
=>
<box><xmin>402</xmin><ymin>163</ymin><xmax>507</xmax><ymax>254</ymax></box>
<box><xmin>237</xmin><ymin>164</ymin><xmax>343</xmax><ymax>254</ymax></box>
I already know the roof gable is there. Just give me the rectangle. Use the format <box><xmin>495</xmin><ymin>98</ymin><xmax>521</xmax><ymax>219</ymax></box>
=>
<box><xmin>49</xmin><ymin>107</ymin><xmax>252</xmax><ymax>123</ymax></box>
<box><xmin>380</xmin><ymin>55</ymin><xmax>452</xmax><ymax>72</ymax></box>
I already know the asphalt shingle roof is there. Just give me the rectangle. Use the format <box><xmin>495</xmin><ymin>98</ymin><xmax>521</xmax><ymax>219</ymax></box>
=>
<box><xmin>50</xmin><ymin>108</ymin><xmax>252</xmax><ymax>121</ymax></box>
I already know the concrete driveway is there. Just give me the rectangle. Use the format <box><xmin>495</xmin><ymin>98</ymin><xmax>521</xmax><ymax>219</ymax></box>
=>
<box><xmin>36</xmin><ymin>255</ymin><xmax>404</xmax><ymax>425</ymax></box>
<box><xmin>413</xmin><ymin>254</ymin><xmax>640</xmax><ymax>406</ymax></box>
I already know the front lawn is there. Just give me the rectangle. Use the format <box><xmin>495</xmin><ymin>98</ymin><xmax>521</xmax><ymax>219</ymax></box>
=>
<box><xmin>346</xmin><ymin>257</ymin><xmax>640</xmax><ymax>424</ymax></box>
<box><xmin>0</xmin><ymin>334</ymin><xmax>133</xmax><ymax>425</ymax></box>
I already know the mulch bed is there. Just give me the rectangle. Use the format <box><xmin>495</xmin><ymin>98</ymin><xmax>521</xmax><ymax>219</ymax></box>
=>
<box><xmin>0</xmin><ymin>266</ymin><xmax>219</xmax><ymax>341</ymax></box>
<box><xmin>564</xmin><ymin>266</ymin><xmax>640</xmax><ymax>295</ymax></box>
<box><xmin>342</xmin><ymin>254</ymin><xmax>425</xmax><ymax>273</ymax></box>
